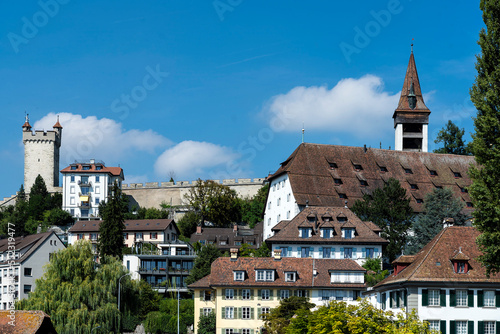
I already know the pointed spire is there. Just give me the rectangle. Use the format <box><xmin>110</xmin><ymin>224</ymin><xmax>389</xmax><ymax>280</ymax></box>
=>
<box><xmin>53</xmin><ymin>115</ymin><xmax>63</xmax><ymax>129</ymax></box>
<box><xmin>22</xmin><ymin>112</ymin><xmax>32</xmax><ymax>131</ymax></box>
<box><xmin>394</xmin><ymin>50</ymin><xmax>430</xmax><ymax>114</ymax></box>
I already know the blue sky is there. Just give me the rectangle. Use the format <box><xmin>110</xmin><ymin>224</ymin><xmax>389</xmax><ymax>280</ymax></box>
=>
<box><xmin>0</xmin><ymin>1</ymin><xmax>483</xmax><ymax>199</ymax></box>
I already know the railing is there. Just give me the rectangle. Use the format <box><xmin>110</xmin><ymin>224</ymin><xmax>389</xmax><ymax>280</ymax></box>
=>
<box><xmin>79</xmin><ymin>202</ymin><xmax>90</xmax><ymax>208</ymax></box>
<box><xmin>78</xmin><ymin>180</ymin><xmax>92</xmax><ymax>187</ymax></box>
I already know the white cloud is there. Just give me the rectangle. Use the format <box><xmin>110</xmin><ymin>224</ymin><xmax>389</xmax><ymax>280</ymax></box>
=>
<box><xmin>154</xmin><ymin>141</ymin><xmax>240</xmax><ymax>180</ymax></box>
<box><xmin>264</xmin><ymin>75</ymin><xmax>400</xmax><ymax>139</ymax></box>
<box><xmin>33</xmin><ymin>112</ymin><xmax>171</xmax><ymax>166</ymax></box>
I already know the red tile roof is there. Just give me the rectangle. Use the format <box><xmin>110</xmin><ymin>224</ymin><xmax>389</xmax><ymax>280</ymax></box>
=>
<box><xmin>68</xmin><ymin>219</ymin><xmax>175</xmax><ymax>233</ymax></box>
<box><xmin>394</xmin><ymin>52</ymin><xmax>430</xmax><ymax>114</ymax></box>
<box><xmin>0</xmin><ymin>310</ymin><xmax>57</xmax><ymax>333</ymax></box>
<box><xmin>60</xmin><ymin>163</ymin><xmax>123</xmax><ymax>177</ymax></box>
<box><xmin>270</xmin><ymin>143</ymin><xmax>475</xmax><ymax>213</ymax></box>
<box><xmin>266</xmin><ymin>206</ymin><xmax>387</xmax><ymax>245</ymax></box>
<box><xmin>188</xmin><ymin>257</ymin><xmax>366</xmax><ymax>289</ymax></box>
<box><xmin>375</xmin><ymin>226</ymin><xmax>500</xmax><ymax>288</ymax></box>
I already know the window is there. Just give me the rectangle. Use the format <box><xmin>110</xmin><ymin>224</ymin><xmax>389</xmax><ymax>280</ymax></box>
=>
<box><xmin>77</xmin><ymin>233</ymin><xmax>83</xmax><ymax>240</ymax></box>
<box><xmin>70</xmin><ymin>209</ymin><xmax>74</xmax><ymax>215</ymax></box>
<box><xmin>410</xmin><ymin>183</ymin><xmax>418</xmax><ymax>190</ymax></box>
<box><xmin>366</xmin><ymin>248</ymin><xmax>374</xmax><ymax>259</ymax></box>
<box><xmin>343</xmin><ymin>228</ymin><xmax>354</xmax><ymax>239</ymax></box>
<box><xmin>339</xmin><ymin>193</ymin><xmax>347</xmax><ymax>199</ymax></box>
<box><xmin>242</xmin><ymin>329</ymin><xmax>252</xmax><ymax>334</ymax></box>
<box><xmin>267</xmin><ymin>218</ymin><xmax>271</xmax><ymax>226</ymax></box>
<box><xmin>380</xmin><ymin>166</ymin><xmax>388</xmax><ymax>172</ymax></box>
<box><xmin>300</xmin><ymin>228</ymin><xmax>310</xmax><ymax>238</ymax></box>
<box><xmin>203</xmin><ymin>290</ymin><xmax>212</xmax><ymax>301</ymax></box>
<box><xmin>301</xmin><ymin>247</ymin><xmax>310</xmax><ymax>258</ymax></box>
<box><xmin>81</xmin><ymin>187</ymin><xmax>89</xmax><ymax>195</ymax></box>
<box><xmin>24</xmin><ymin>268</ymin><xmax>32</xmax><ymax>277</ymax></box>
<box><xmin>261</xmin><ymin>307</ymin><xmax>270</xmax><ymax>318</ymax></box>
<box><xmin>484</xmin><ymin>321</ymin><xmax>496</xmax><ymax>334</ymax></box>
<box><xmin>429</xmin><ymin>289</ymin><xmax>440</xmax><ymax>306</ymax></box>
<box><xmin>280</xmin><ymin>247</ymin><xmax>288</xmax><ymax>257</ymax></box>
<box><xmin>286</xmin><ymin>211</ymin><xmax>290</xmax><ymax>219</ymax></box>
<box><xmin>277</xmin><ymin>214</ymin><xmax>281</xmax><ymax>222</ymax></box>
<box><xmin>329</xmin><ymin>162</ymin><xmax>338</xmax><ymax>169</ymax></box>
<box><xmin>23</xmin><ymin>285</ymin><xmax>32</xmax><ymax>294</ymax></box>
<box><xmin>242</xmin><ymin>289</ymin><xmax>251</xmax><ymax>300</ymax></box>
<box><xmin>96</xmin><ymin>165</ymin><xmax>102</xmax><ymax>170</ymax></box>
<box><xmin>95</xmin><ymin>197</ymin><xmax>100</xmax><ymax>205</ymax></box>
<box><xmin>81</xmin><ymin>176</ymin><xmax>89</xmax><ymax>184</ymax></box>
<box><xmin>454</xmin><ymin>172</ymin><xmax>462</xmax><ymax>178</ymax></box>
<box><xmin>287</xmin><ymin>193</ymin><xmax>291</xmax><ymax>202</ymax></box>
<box><xmin>234</xmin><ymin>271</ymin><xmax>244</xmax><ymax>281</ymax></box>
<box><xmin>429</xmin><ymin>170</ymin><xmax>437</xmax><ymax>176</ymax></box>
<box><xmin>484</xmin><ymin>290</ymin><xmax>495</xmax><ymax>307</ymax></box>
<box><xmin>416</xmin><ymin>198</ymin><xmax>424</xmax><ymax>204</ymax></box>
<box><xmin>82</xmin><ymin>165</ymin><xmax>90</xmax><ymax>170</ymax></box>
<box><xmin>225</xmin><ymin>289</ymin><xmax>234</xmax><ymax>300</ymax></box>
<box><xmin>95</xmin><ymin>176</ymin><xmax>100</xmax><ymax>183</ymax></box>
<box><xmin>277</xmin><ymin>198</ymin><xmax>281</xmax><ymax>206</ymax></box>
<box><xmin>90</xmin><ymin>233</ymin><xmax>98</xmax><ymax>241</ymax></box>
<box><xmin>322</xmin><ymin>228</ymin><xmax>332</xmax><ymax>239</ymax></box>
<box><xmin>456</xmin><ymin>321</ymin><xmax>467</xmax><ymax>334</ymax></box>
<box><xmin>202</xmin><ymin>308</ymin><xmax>212</xmax><ymax>316</ymax></box>
<box><xmin>225</xmin><ymin>330</ymin><xmax>234</xmax><ymax>334</ymax></box>
<box><xmin>70</xmin><ymin>197</ymin><xmax>75</xmax><ymax>205</ymax></box>
<box><xmin>261</xmin><ymin>289</ymin><xmax>270</xmax><ymax>300</ymax></box>
<box><xmin>135</xmin><ymin>233</ymin><xmax>143</xmax><ymax>240</ymax></box>
<box><xmin>242</xmin><ymin>307</ymin><xmax>252</xmax><ymax>319</ymax></box>
<box><xmin>256</xmin><ymin>270</ymin><xmax>274</xmax><ymax>282</ymax></box>
<box><xmin>71</xmin><ymin>166</ymin><xmax>77</xmax><ymax>170</ymax></box>
<box><xmin>353</xmin><ymin>164</ymin><xmax>363</xmax><ymax>171</ymax></box>
<box><xmin>323</xmin><ymin>247</ymin><xmax>331</xmax><ymax>258</ymax></box>
<box><xmin>95</xmin><ymin>186</ymin><xmax>100</xmax><ymax>194</ymax></box>
<box><xmin>70</xmin><ymin>186</ymin><xmax>75</xmax><ymax>194</ymax></box>
<box><xmin>123</xmin><ymin>233</ymin><xmax>128</xmax><ymax>240</ymax></box>
<box><xmin>359</xmin><ymin>180</ymin><xmax>368</xmax><ymax>186</ymax></box>
<box><xmin>460</xmin><ymin>187</ymin><xmax>468</xmax><ymax>193</ymax></box>
<box><xmin>466</xmin><ymin>202</ymin><xmax>473</xmax><ymax>208</ymax></box>
<box><xmin>285</xmin><ymin>272</ymin><xmax>296</xmax><ymax>282</ymax></box>
<box><xmin>427</xmin><ymin>320</ymin><xmax>440</xmax><ymax>332</ymax></box>
<box><xmin>457</xmin><ymin>262</ymin><xmax>465</xmax><ymax>273</ymax></box>
<box><xmin>456</xmin><ymin>290</ymin><xmax>468</xmax><ymax>306</ymax></box>
<box><xmin>404</xmin><ymin>168</ymin><xmax>413</xmax><ymax>174</ymax></box>
<box><xmin>344</xmin><ymin>248</ymin><xmax>353</xmax><ymax>259</ymax></box>
<box><xmin>225</xmin><ymin>307</ymin><xmax>234</xmax><ymax>319</ymax></box>
<box><xmin>334</xmin><ymin>178</ymin><xmax>343</xmax><ymax>185</ymax></box>
<box><xmin>280</xmin><ymin>290</ymin><xmax>290</xmax><ymax>299</ymax></box>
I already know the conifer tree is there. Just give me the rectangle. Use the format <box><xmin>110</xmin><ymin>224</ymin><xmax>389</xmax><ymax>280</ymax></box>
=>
<box><xmin>28</xmin><ymin>175</ymin><xmax>51</xmax><ymax>221</ymax></box>
<box><xmin>98</xmin><ymin>182</ymin><xmax>127</xmax><ymax>260</ymax></box>
<box><xmin>469</xmin><ymin>0</ymin><xmax>500</xmax><ymax>275</ymax></box>
<box><xmin>433</xmin><ymin>120</ymin><xmax>471</xmax><ymax>155</ymax></box>
<box><xmin>12</xmin><ymin>185</ymin><xmax>29</xmax><ymax>236</ymax></box>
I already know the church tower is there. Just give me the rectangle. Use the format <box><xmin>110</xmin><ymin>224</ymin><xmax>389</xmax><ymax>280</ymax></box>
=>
<box><xmin>393</xmin><ymin>49</ymin><xmax>431</xmax><ymax>152</ymax></box>
<box><xmin>22</xmin><ymin>115</ymin><xmax>63</xmax><ymax>193</ymax></box>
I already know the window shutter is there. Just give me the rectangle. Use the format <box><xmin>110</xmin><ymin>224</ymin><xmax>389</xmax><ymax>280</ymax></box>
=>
<box><xmin>422</xmin><ymin>289</ymin><xmax>428</xmax><ymax>306</ymax></box>
<box><xmin>440</xmin><ymin>320</ymin><xmax>446</xmax><ymax>334</ymax></box>
<box><xmin>270</xmin><ymin>289</ymin><xmax>274</xmax><ymax>298</ymax></box>
<box><xmin>221</xmin><ymin>307</ymin><xmax>225</xmax><ymax>319</ymax></box>
<box><xmin>223</xmin><ymin>289</ymin><xmax>226</xmax><ymax>300</ymax></box>
<box><xmin>251</xmin><ymin>330</ymin><xmax>254</xmax><ymax>334</ymax></box>
<box><xmin>310</xmin><ymin>247</ymin><xmax>313</xmax><ymax>257</ymax></box>
<box><xmin>340</xmin><ymin>248</ymin><xmax>344</xmax><ymax>257</ymax></box>
<box><xmin>353</xmin><ymin>248</ymin><xmax>357</xmax><ymax>257</ymax></box>
<box><xmin>257</xmin><ymin>308</ymin><xmax>262</xmax><ymax>318</ymax></box>
<box><xmin>468</xmin><ymin>321</ymin><xmax>474</xmax><ymax>334</ymax></box>
<box><xmin>404</xmin><ymin>290</ymin><xmax>408</xmax><ymax>307</ymax></box>
<box><xmin>319</xmin><ymin>247</ymin><xmax>323</xmax><ymax>258</ymax></box>
<box><xmin>251</xmin><ymin>307</ymin><xmax>254</xmax><ymax>319</ymax></box>
<box><xmin>238</xmin><ymin>289</ymin><xmax>242</xmax><ymax>300</ymax></box>
<box><xmin>450</xmin><ymin>321</ymin><xmax>456</xmax><ymax>334</ymax></box>
<box><xmin>468</xmin><ymin>290</ymin><xmax>474</xmax><ymax>307</ymax></box>
<box><xmin>396</xmin><ymin>291</ymin><xmax>400</xmax><ymax>308</ymax></box>
<box><xmin>496</xmin><ymin>291</ymin><xmax>500</xmax><ymax>307</ymax></box>
<box><xmin>440</xmin><ymin>290</ymin><xmax>446</xmax><ymax>307</ymax></box>
<box><xmin>477</xmin><ymin>290</ymin><xmax>484</xmax><ymax>307</ymax></box>
<box><xmin>362</xmin><ymin>248</ymin><xmax>366</xmax><ymax>258</ymax></box>
<box><xmin>237</xmin><ymin>307</ymin><xmax>242</xmax><ymax>319</ymax></box>
<box><xmin>332</xmin><ymin>248</ymin><xmax>336</xmax><ymax>258</ymax></box>
<box><xmin>389</xmin><ymin>292</ymin><xmax>393</xmax><ymax>308</ymax></box>
<box><xmin>250</xmin><ymin>289</ymin><xmax>254</xmax><ymax>299</ymax></box>
<box><xmin>450</xmin><ymin>290</ymin><xmax>456</xmax><ymax>307</ymax></box>
<box><xmin>199</xmin><ymin>308</ymin><xmax>203</xmax><ymax>316</ymax></box>
<box><xmin>258</xmin><ymin>289</ymin><xmax>262</xmax><ymax>299</ymax></box>
<box><xmin>374</xmin><ymin>248</ymin><xmax>378</xmax><ymax>258</ymax></box>
<box><xmin>478</xmin><ymin>321</ymin><xmax>484</xmax><ymax>334</ymax></box>
<box><xmin>288</xmin><ymin>246</ymin><xmax>292</xmax><ymax>253</ymax></box>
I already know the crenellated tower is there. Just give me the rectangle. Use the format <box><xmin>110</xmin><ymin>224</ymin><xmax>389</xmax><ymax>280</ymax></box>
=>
<box><xmin>22</xmin><ymin>115</ymin><xmax>62</xmax><ymax>193</ymax></box>
<box><xmin>393</xmin><ymin>48</ymin><xmax>431</xmax><ymax>152</ymax></box>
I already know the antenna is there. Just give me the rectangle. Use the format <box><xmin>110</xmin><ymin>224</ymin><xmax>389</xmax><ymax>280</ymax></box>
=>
<box><xmin>301</xmin><ymin>123</ymin><xmax>305</xmax><ymax>143</ymax></box>
<box><xmin>411</xmin><ymin>38</ymin><xmax>414</xmax><ymax>53</ymax></box>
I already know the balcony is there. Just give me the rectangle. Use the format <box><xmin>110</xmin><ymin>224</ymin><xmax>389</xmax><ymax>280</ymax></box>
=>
<box><xmin>78</xmin><ymin>180</ymin><xmax>92</xmax><ymax>187</ymax></box>
<box><xmin>79</xmin><ymin>202</ymin><xmax>91</xmax><ymax>208</ymax></box>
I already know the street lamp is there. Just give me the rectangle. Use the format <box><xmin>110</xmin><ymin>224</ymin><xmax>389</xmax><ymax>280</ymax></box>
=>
<box><xmin>118</xmin><ymin>273</ymin><xmax>131</xmax><ymax>312</ymax></box>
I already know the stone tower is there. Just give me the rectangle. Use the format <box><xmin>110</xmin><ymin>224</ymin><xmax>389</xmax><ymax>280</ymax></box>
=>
<box><xmin>22</xmin><ymin>115</ymin><xmax>62</xmax><ymax>193</ymax></box>
<box><xmin>393</xmin><ymin>49</ymin><xmax>431</xmax><ymax>152</ymax></box>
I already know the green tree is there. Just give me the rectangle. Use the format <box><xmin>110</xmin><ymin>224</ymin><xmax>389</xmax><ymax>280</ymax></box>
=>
<box><xmin>185</xmin><ymin>244</ymin><xmax>222</xmax><ymax>285</ymax></box>
<box><xmin>178</xmin><ymin>211</ymin><xmax>201</xmax><ymax>237</ymax></box>
<box><xmin>184</xmin><ymin>179</ymin><xmax>241</xmax><ymax>227</ymax></box>
<box><xmin>433</xmin><ymin>120</ymin><xmax>471</xmax><ymax>155</ymax></box>
<box><xmin>352</xmin><ymin>178</ymin><xmax>414</xmax><ymax>262</ymax></box>
<box><xmin>469</xmin><ymin>0</ymin><xmax>500</xmax><ymax>276</ymax></box>
<box><xmin>12</xmin><ymin>185</ymin><xmax>30</xmax><ymax>236</ymax></box>
<box><xmin>239</xmin><ymin>184</ymin><xmax>269</xmax><ymax>228</ymax></box>
<box><xmin>28</xmin><ymin>175</ymin><xmax>51</xmax><ymax>222</ymax></box>
<box><xmin>254</xmin><ymin>242</ymin><xmax>271</xmax><ymax>257</ymax></box>
<box><xmin>44</xmin><ymin>207</ymin><xmax>74</xmax><ymax>226</ymax></box>
<box><xmin>17</xmin><ymin>241</ymin><xmax>137</xmax><ymax>333</ymax></box>
<box><xmin>263</xmin><ymin>296</ymin><xmax>315</xmax><ymax>334</ymax></box>
<box><xmin>98</xmin><ymin>183</ymin><xmax>126</xmax><ymax>260</ymax></box>
<box><xmin>407</xmin><ymin>188</ymin><xmax>466</xmax><ymax>254</ymax></box>
<box><xmin>139</xmin><ymin>280</ymin><xmax>161</xmax><ymax>319</ymax></box>
<box><xmin>362</xmin><ymin>258</ymin><xmax>389</xmax><ymax>287</ymax></box>
<box><xmin>197</xmin><ymin>311</ymin><xmax>216</xmax><ymax>334</ymax></box>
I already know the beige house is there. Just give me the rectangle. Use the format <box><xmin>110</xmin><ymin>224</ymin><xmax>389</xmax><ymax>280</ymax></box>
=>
<box><xmin>188</xmin><ymin>250</ymin><xmax>366</xmax><ymax>334</ymax></box>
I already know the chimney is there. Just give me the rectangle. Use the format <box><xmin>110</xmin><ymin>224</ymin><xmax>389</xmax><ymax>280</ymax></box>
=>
<box><xmin>364</xmin><ymin>144</ymin><xmax>367</xmax><ymax>153</ymax></box>
<box><xmin>273</xmin><ymin>249</ymin><xmax>282</xmax><ymax>261</ymax></box>
<box><xmin>196</xmin><ymin>225</ymin><xmax>202</xmax><ymax>234</ymax></box>
<box><xmin>230</xmin><ymin>248</ymin><xmax>238</xmax><ymax>261</ymax></box>
<box><xmin>442</xmin><ymin>217</ymin><xmax>455</xmax><ymax>229</ymax></box>
<box><xmin>306</xmin><ymin>200</ymin><xmax>309</xmax><ymax>208</ymax></box>
<box><xmin>233</xmin><ymin>224</ymin><xmax>238</xmax><ymax>232</ymax></box>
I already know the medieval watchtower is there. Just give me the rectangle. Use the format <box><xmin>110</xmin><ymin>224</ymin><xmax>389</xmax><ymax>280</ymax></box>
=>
<box><xmin>22</xmin><ymin>115</ymin><xmax>62</xmax><ymax>193</ymax></box>
<box><xmin>393</xmin><ymin>49</ymin><xmax>431</xmax><ymax>152</ymax></box>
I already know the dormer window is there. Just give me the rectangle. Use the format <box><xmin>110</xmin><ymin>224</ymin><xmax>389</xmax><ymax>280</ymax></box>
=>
<box><xmin>379</xmin><ymin>166</ymin><xmax>388</xmax><ymax>172</ymax></box>
<box><xmin>300</xmin><ymin>228</ymin><xmax>311</xmax><ymax>239</ymax></box>
<box><xmin>339</xmin><ymin>193</ymin><xmax>347</xmax><ymax>199</ymax></box>
<box><xmin>256</xmin><ymin>270</ymin><xmax>275</xmax><ymax>282</ymax></box>
<box><xmin>337</xmin><ymin>216</ymin><xmax>347</xmax><ymax>223</ymax></box>
<box><xmin>460</xmin><ymin>187</ymin><xmax>468</xmax><ymax>193</ymax></box>
<box><xmin>285</xmin><ymin>272</ymin><xmax>297</xmax><ymax>282</ymax></box>
<box><xmin>353</xmin><ymin>164</ymin><xmax>363</xmax><ymax>171</ymax></box>
<box><xmin>404</xmin><ymin>168</ymin><xmax>413</xmax><ymax>174</ymax></box>
<box><xmin>334</xmin><ymin>178</ymin><xmax>343</xmax><ymax>185</ymax></box>
<box><xmin>322</xmin><ymin>228</ymin><xmax>332</xmax><ymax>239</ymax></box>
<box><xmin>429</xmin><ymin>170</ymin><xmax>437</xmax><ymax>176</ymax></box>
<box><xmin>416</xmin><ymin>198</ymin><xmax>423</xmax><ymax>204</ymax></box>
<box><xmin>343</xmin><ymin>228</ymin><xmax>355</xmax><ymax>239</ymax></box>
<box><xmin>454</xmin><ymin>172</ymin><xmax>462</xmax><ymax>178</ymax></box>
<box><xmin>329</xmin><ymin>162</ymin><xmax>338</xmax><ymax>169</ymax></box>
<box><xmin>453</xmin><ymin>261</ymin><xmax>469</xmax><ymax>274</ymax></box>
<box><xmin>82</xmin><ymin>165</ymin><xmax>90</xmax><ymax>170</ymax></box>
<box><xmin>410</xmin><ymin>184</ymin><xmax>418</xmax><ymax>190</ymax></box>
<box><xmin>96</xmin><ymin>165</ymin><xmax>102</xmax><ymax>170</ymax></box>
<box><xmin>234</xmin><ymin>271</ymin><xmax>245</xmax><ymax>281</ymax></box>
<box><xmin>359</xmin><ymin>180</ymin><xmax>368</xmax><ymax>186</ymax></box>
<box><xmin>70</xmin><ymin>165</ymin><xmax>77</xmax><ymax>170</ymax></box>
<box><xmin>466</xmin><ymin>202</ymin><xmax>473</xmax><ymax>208</ymax></box>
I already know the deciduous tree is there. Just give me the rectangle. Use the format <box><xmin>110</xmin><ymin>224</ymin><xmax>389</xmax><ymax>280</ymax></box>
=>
<box><xmin>433</xmin><ymin>120</ymin><xmax>471</xmax><ymax>155</ymax></box>
<box><xmin>469</xmin><ymin>0</ymin><xmax>500</xmax><ymax>276</ymax></box>
<box><xmin>362</xmin><ymin>258</ymin><xmax>389</xmax><ymax>287</ymax></box>
<box><xmin>185</xmin><ymin>244</ymin><xmax>222</xmax><ymax>285</ymax></box>
<box><xmin>263</xmin><ymin>296</ymin><xmax>314</xmax><ymax>334</ymax></box>
<box><xmin>351</xmin><ymin>178</ymin><xmax>414</xmax><ymax>262</ymax></box>
<box><xmin>198</xmin><ymin>311</ymin><xmax>216</xmax><ymax>334</ymax></box>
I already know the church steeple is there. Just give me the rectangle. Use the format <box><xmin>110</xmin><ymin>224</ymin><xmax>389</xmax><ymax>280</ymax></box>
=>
<box><xmin>393</xmin><ymin>48</ymin><xmax>431</xmax><ymax>152</ymax></box>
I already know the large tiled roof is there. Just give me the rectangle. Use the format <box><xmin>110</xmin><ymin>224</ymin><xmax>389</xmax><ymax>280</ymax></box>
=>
<box><xmin>0</xmin><ymin>232</ymin><xmax>57</xmax><ymax>265</ymax></box>
<box><xmin>190</xmin><ymin>222</ymin><xmax>263</xmax><ymax>251</ymax></box>
<box><xmin>68</xmin><ymin>219</ymin><xmax>175</xmax><ymax>233</ymax></box>
<box><xmin>60</xmin><ymin>162</ymin><xmax>123</xmax><ymax>177</ymax></box>
<box><xmin>188</xmin><ymin>257</ymin><xmax>366</xmax><ymax>289</ymax></box>
<box><xmin>266</xmin><ymin>206</ymin><xmax>388</xmax><ymax>245</ymax></box>
<box><xmin>375</xmin><ymin>226</ymin><xmax>500</xmax><ymax>288</ymax></box>
<box><xmin>0</xmin><ymin>310</ymin><xmax>57</xmax><ymax>333</ymax></box>
<box><xmin>270</xmin><ymin>143</ymin><xmax>475</xmax><ymax>213</ymax></box>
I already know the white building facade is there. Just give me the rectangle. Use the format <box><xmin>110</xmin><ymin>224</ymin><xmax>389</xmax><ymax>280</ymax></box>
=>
<box><xmin>61</xmin><ymin>160</ymin><xmax>124</xmax><ymax>219</ymax></box>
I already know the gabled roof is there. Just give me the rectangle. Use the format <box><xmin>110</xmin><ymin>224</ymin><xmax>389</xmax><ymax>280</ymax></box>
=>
<box><xmin>68</xmin><ymin>219</ymin><xmax>175</xmax><ymax>233</ymax></box>
<box><xmin>60</xmin><ymin>162</ymin><xmax>123</xmax><ymax>178</ymax></box>
<box><xmin>375</xmin><ymin>226</ymin><xmax>500</xmax><ymax>288</ymax></box>
<box><xmin>266</xmin><ymin>206</ymin><xmax>388</xmax><ymax>245</ymax></box>
<box><xmin>188</xmin><ymin>257</ymin><xmax>366</xmax><ymax>289</ymax></box>
<box><xmin>0</xmin><ymin>232</ymin><xmax>61</xmax><ymax>265</ymax></box>
<box><xmin>189</xmin><ymin>222</ymin><xmax>263</xmax><ymax>250</ymax></box>
<box><xmin>269</xmin><ymin>143</ymin><xmax>475</xmax><ymax>213</ymax></box>
<box><xmin>0</xmin><ymin>310</ymin><xmax>58</xmax><ymax>333</ymax></box>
